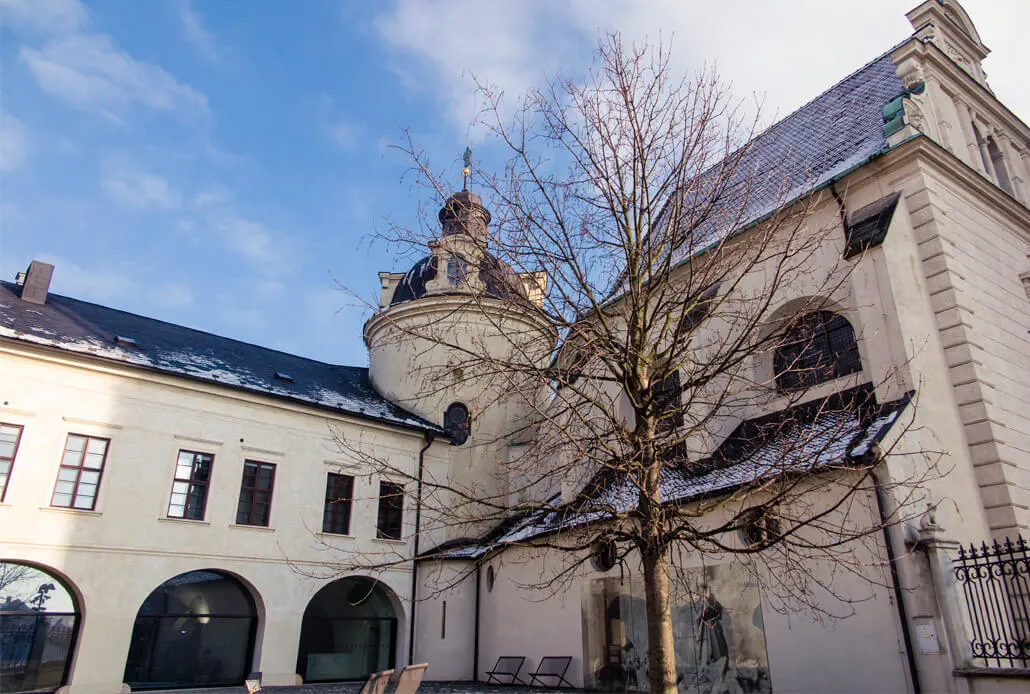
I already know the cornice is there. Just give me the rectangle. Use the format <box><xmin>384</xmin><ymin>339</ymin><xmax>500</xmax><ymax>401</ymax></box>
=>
<box><xmin>0</xmin><ymin>337</ymin><xmax>433</xmax><ymax>439</ymax></box>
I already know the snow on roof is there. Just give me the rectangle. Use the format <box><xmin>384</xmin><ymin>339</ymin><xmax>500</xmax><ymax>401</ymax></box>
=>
<box><xmin>0</xmin><ymin>281</ymin><xmax>441</xmax><ymax>433</ymax></box>
<box><xmin>427</xmin><ymin>387</ymin><xmax>910</xmax><ymax>561</ymax></box>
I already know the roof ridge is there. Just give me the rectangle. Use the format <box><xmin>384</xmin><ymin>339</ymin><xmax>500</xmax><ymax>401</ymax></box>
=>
<box><xmin>0</xmin><ymin>280</ymin><xmax>362</xmax><ymax>371</ymax></box>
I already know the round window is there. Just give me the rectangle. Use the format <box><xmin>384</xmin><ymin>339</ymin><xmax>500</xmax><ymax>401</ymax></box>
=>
<box><xmin>740</xmin><ymin>507</ymin><xmax>781</xmax><ymax>548</ymax></box>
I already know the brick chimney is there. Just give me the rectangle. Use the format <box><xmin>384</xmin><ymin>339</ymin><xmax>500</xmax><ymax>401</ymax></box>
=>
<box><xmin>18</xmin><ymin>261</ymin><xmax>55</xmax><ymax>305</ymax></box>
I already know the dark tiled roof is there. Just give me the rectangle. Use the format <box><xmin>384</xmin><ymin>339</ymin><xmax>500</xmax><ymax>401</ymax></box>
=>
<box><xmin>0</xmin><ymin>281</ymin><xmax>440</xmax><ymax>432</ymax></box>
<box><xmin>427</xmin><ymin>387</ymin><xmax>910</xmax><ymax>560</ymax></box>
<box><xmin>670</xmin><ymin>51</ymin><xmax>907</xmax><ymax>264</ymax></box>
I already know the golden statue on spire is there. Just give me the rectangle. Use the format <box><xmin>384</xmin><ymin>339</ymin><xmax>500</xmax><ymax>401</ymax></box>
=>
<box><xmin>462</xmin><ymin>146</ymin><xmax>472</xmax><ymax>191</ymax></box>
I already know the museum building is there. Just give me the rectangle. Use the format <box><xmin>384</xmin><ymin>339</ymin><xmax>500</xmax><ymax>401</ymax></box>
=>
<box><xmin>2</xmin><ymin>2</ymin><xmax>1030</xmax><ymax>693</ymax></box>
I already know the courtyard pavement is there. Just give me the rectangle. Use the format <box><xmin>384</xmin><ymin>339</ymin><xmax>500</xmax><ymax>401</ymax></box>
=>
<box><xmin>153</xmin><ymin>683</ymin><xmax>580</xmax><ymax>694</ymax></box>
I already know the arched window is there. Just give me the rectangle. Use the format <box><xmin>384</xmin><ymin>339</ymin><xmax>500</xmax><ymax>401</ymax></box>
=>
<box><xmin>297</xmin><ymin>577</ymin><xmax>398</xmax><ymax>682</ymax></box>
<box><xmin>0</xmin><ymin>562</ymin><xmax>80</xmax><ymax>693</ymax></box>
<box><xmin>123</xmin><ymin>570</ymin><xmax>257</xmax><ymax>689</ymax></box>
<box><xmin>774</xmin><ymin>311</ymin><xmax>861</xmax><ymax>391</ymax></box>
<box><xmin>443</xmin><ymin>403</ymin><xmax>471</xmax><ymax>446</ymax></box>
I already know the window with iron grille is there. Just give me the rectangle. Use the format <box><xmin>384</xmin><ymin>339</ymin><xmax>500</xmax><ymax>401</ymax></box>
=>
<box><xmin>168</xmin><ymin>450</ymin><xmax>213</xmax><ymax>520</ymax></box>
<box><xmin>51</xmin><ymin>434</ymin><xmax>109</xmax><ymax>510</ymax></box>
<box><xmin>444</xmin><ymin>403</ymin><xmax>471</xmax><ymax>446</ymax></box>
<box><xmin>774</xmin><ymin>311</ymin><xmax>861</xmax><ymax>391</ymax></box>
<box><xmin>322</xmin><ymin>472</ymin><xmax>354</xmax><ymax>535</ymax></box>
<box><xmin>235</xmin><ymin>460</ymin><xmax>275</xmax><ymax>526</ymax></box>
<box><xmin>376</xmin><ymin>481</ymin><xmax>404</xmax><ymax>540</ymax></box>
<box><xmin>0</xmin><ymin>423</ymin><xmax>24</xmax><ymax>502</ymax></box>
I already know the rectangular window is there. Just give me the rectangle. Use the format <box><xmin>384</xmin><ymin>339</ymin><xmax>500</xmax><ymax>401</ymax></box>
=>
<box><xmin>376</xmin><ymin>481</ymin><xmax>404</xmax><ymax>540</ymax></box>
<box><xmin>51</xmin><ymin>434</ymin><xmax>109</xmax><ymax>510</ymax></box>
<box><xmin>322</xmin><ymin>472</ymin><xmax>354</xmax><ymax>535</ymax></box>
<box><xmin>168</xmin><ymin>450</ymin><xmax>214</xmax><ymax>520</ymax></box>
<box><xmin>0</xmin><ymin>423</ymin><xmax>24</xmax><ymax>502</ymax></box>
<box><xmin>235</xmin><ymin>460</ymin><xmax>276</xmax><ymax>527</ymax></box>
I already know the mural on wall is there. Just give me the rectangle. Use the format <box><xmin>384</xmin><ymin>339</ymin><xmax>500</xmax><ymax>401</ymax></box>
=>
<box><xmin>582</xmin><ymin>565</ymin><xmax>772</xmax><ymax>694</ymax></box>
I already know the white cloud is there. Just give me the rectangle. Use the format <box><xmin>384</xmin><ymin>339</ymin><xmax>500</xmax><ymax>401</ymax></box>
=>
<box><xmin>175</xmin><ymin>0</ymin><xmax>223</xmax><ymax>64</ymax></box>
<box><xmin>0</xmin><ymin>111</ymin><xmax>30</xmax><ymax>171</ymax></box>
<box><xmin>37</xmin><ymin>254</ymin><xmax>137</xmax><ymax>302</ymax></box>
<box><xmin>20</xmin><ymin>33</ymin><xmax>209</xmax><ymax>122</ymax></box>
<box><xmin>152</xmin><ymin>282</ymin><xmax>195</xmax><ymax>310</ymax></box>
<box><xmin>374</xmin><ymin>1</ymin><xmax>1030</xmax><ymax>134</ymax></box>
<box><xmin>330</xmin><ymin>120</ymin><xmax>362</xmax><ymax>151</ymax></box>
<box><xmin>0</xmin><ymin>0</ymin><xmax>87</xmax><ymax>36</ymax></box>
<box><xmin>101</xmin><ymin>157</ymin><xmax>182</xmax><ymax>210</ymax></box>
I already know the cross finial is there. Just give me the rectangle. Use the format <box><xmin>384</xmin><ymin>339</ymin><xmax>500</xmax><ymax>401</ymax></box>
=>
<box><xmin>462</xmin><ymin>146</ymin><xmax>472</xmax><ymax>191</ymax></box>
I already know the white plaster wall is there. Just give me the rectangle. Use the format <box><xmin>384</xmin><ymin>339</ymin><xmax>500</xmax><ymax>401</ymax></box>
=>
<box><xmin>0</xmin><ymin>344</ymin><xmax>433</xmax><ymax>694</ymax></box>
<box><xmin>412</xmin><ymin>561</ymin><xmax>476</xmax><ymax>681</ymax></box>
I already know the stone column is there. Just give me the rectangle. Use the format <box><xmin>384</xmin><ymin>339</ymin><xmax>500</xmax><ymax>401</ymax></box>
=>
<box><xmin>913</xmin><ymin>508</ymin><xmax>975</xmax><ymax>692</ymax></box>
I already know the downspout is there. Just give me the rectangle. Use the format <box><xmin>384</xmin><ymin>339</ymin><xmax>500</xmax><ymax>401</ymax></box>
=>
<box><xmin>408</xmin><ymin>431</ymin><xmax>435</xmax><ymax>665</ymax></box>
<box><xmin>871</xmin><ymin>461</ymin><xmax>922</xmax><ymax>694</ymax></box>
<box><xmin>473</xmin><ymin>562</ymin><xmax>482</xmax><ymax>682</ymax></box>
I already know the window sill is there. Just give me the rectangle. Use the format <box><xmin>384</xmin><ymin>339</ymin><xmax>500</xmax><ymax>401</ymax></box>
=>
<box><xmin>372</xmin><ymin>537</ymin><xmax>408</xmax><ymax>545</ymax></box>
<box><xmin>317</xmin><ymin>532</ymin><xmax>356</xmax><ymax>540</ymax></box>
<box><xmin>40</xmin><ymin>506</ymin><xmax>102</xmax><ymax>517</ymax></box>
<box><xmin>229</xmin><ymin>523</ymin><xmax>276</xmax><ymax>533</ymax></box>
<box><xmin>159</xmin><ymin>516</ymin><xmax>211</xmax><ymax>526</ymax></box>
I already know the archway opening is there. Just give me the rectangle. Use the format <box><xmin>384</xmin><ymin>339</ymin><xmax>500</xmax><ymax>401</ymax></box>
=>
<box><xmin>0</xmin><ymin>561</ymin><xmax>80</xmax><ymax>694</ymax></box>
<box><xmin>122</xmin><ymin>570</ymin><xmax>257</xmax><ymax>690</ymax></box>
<box><xmin>297</xmin><ymin>577</ymin><xmax>399</xmax><ymax>682</ymax></box>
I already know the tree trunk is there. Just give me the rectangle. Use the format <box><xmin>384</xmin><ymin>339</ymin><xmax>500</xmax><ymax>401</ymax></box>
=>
<box><xmin>642</xmin><ymin>545</ymin><xmax>678</xmax><ymax>694</ymax></box>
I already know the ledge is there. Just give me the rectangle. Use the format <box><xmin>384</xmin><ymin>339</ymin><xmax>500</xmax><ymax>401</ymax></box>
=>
<box><xmin>228</xmin><ymin>523</ymin><xmax>276</xmax><ymax>533</ymax></box>
<box><xmin>317</xmin><ymin>532</ymin><xmax>356</xmax><ymax>540</ymax></box>
<box><xmin>159</xmin><ymin>517</ymin><xmax>211</xmax><ymax>526</ymax></box>
<box><xmin>954</xmin><ymin>666</ymin><xmax>1030</xmax><ymax>679</ymax></box>
<box><xmin>39</xmin><ymin>506</ymin><xmax>102</xmax><ymax>517</ymax></box>
<box><xmin>372</xmin><ymin>537</ymin><xmax>408</xmax><ymax>546</ymax></box>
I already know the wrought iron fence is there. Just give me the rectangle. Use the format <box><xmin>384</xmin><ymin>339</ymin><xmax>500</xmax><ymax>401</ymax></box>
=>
<box><xmin>954</xmin><ymin>536</ymin><xmax>1030</xmax><ymax>667</ymax></box>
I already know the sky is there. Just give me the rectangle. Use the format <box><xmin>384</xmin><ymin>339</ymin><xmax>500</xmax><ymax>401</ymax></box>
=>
<box><xmin>1</xmin><ymin>0</ymin><xmax>1028</xmax><ymax>367</ymax></box>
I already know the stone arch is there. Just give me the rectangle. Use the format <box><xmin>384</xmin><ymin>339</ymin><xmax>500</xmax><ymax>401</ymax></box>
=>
<box><xmin>0</xmin><ymin>559</ymin><xmax>83</xmax><ymax>693</ymax></box>
<box><xmin>122</xmin><ymin>568</ymin><xmax>261</xmax><ymax>689</ymax></box>
<box><xmin>756</xmin><ymin>297</ymin><xmax>863</xmax><ymax>389</ymax></box>
<box><xmin>296</xmin><ymin>575</ymin><xmax>405</xmax><ymax>682</ymax></box>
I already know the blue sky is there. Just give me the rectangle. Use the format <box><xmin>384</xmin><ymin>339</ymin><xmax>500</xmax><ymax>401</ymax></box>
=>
<box><xmin>2</xmin><ymin>0</ymin><xmax>1028</xmax><ymax>367</ymax></box>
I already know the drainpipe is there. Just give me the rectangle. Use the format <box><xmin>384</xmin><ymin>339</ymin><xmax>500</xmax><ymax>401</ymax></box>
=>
<box><xmin>473</xmin><ymin>563</ymin><xmax>482</xmax><ymax>682</ymax></box>
<box><xmin>408</xmin><ymin>431</ymin><xmax>435</xmax><ymax>665</ymax></box>
<box><xmin>871</xmin><ymin>462</ymin><xmax>922</xmax><ymax>694</ymax></box>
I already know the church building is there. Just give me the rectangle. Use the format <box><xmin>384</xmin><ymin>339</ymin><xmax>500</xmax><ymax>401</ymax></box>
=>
<box><xmin>1</xmin><ymin>2</ymin><xmax>1029</xmax><ymax>693</ymax></box>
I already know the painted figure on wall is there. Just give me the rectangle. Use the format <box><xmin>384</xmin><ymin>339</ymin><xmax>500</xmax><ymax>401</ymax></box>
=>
<box><xmin>582</xmin><ymin>565</ymin><xmax>772</xmax><ymax>693</ymax></box>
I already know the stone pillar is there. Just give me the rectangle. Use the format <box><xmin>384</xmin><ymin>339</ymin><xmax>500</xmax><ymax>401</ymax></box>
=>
<box><xmin>913</xmin><ymin>508</ymin><xmax>975</xmax><ymax>693</ymax></box>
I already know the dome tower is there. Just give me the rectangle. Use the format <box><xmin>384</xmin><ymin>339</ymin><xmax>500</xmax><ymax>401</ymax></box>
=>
<box><xmin>364</xmin><ymin>190</ymin><xmax>555</xmax><ymax>536</ymax></box>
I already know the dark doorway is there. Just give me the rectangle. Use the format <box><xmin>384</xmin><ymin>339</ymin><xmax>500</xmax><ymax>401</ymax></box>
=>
<box><xmin>0</xmin><ymin>562</ymin><xmax>80</xmax><ymax>694</ymax></box>
<box><xmin>122</xmin><ymin>570</ymin><xmax>257</xmax><ymax>690</ymax></box>
<box><xmin>297</xmin><ymin>577</ymin><xmax>398</xmax><ymax>682</ymax></box>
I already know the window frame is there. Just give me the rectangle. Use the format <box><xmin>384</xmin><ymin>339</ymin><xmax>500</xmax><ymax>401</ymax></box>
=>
<box><xmin>322</xmin><ymin>472</ymin><xmax>355</xmax><ymax>536</ymax></box>
<box><xmin>167</xmin><ymin>450</ymin><xmax>214</xmax><ymax>521</ymax></box>
<box><xmin>774</xmin><ymin>311</ymin><xmax>861</xmax><ymax>392</ymax></box>
<box><xmin>376</xmin><ymin>480</ymin><xmax>405</xmax><ymax>541</ymax></box>
<box><xmin>0</xmin><ymin>422</ymin><xmax>25</xmax><ymax>502</ymax></box>
<box><xmin>51</xmin><ymin>433</ymin><xmax>110</xmax><ymax>511</ymax></box>
<box><xmin>235</xmin><ymin>459</ymin><xmax>276</xmax><ymax>527</ymax></box>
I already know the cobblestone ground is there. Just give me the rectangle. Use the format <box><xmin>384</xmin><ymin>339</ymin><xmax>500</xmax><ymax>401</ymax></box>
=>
<box><xmin>155</xmin><ymin>683</ymin><xmax>576</xmax><ymax>694</ymax></box>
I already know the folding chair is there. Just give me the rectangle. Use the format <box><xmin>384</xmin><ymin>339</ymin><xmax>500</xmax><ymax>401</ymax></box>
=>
<box><xmin>393</xmin><ymin>663</ymin><xmax>429</xmax><ymax>694</ymax></box>
<box><xmin>359</xmin><ymin>668</ymin><xmax>394</xmax><ymax>694</ymax></box>
<box><xmin>529</xmin><ymin>656</ymin><xmax>574</xmax><ymax>688</ymax></box>
<box><xmin>485</xmin><ymin>656</ymin><xmax>526</xmax><ymax>685</ymax></box>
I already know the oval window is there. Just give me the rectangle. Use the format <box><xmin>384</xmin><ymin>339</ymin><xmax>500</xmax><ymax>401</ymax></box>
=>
<box><xmin>486</xmin><ymin>565</ymin><xmax>496</xmax><ymax>592</ymax></box>
<box><xmin>592</xmin><ymin>539</ymin><xmax>618</xmax><ymax>572</ymax></box>
<box><xmin>444</xmin><ymin>403</ymin><xmax>471</xmax><ymax>446</ymax></box>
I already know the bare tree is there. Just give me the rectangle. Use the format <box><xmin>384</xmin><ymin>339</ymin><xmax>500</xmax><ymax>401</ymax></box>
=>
<box><xmin>336</xmin><ymin>35</ymin><xmax>939</xmax><ymax>694</ymax></box>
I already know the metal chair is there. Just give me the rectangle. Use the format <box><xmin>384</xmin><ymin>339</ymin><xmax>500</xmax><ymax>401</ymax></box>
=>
<box><xmin>528</xmin><ymin>656</ymin><xmax>574</xmax><ymax>688</ymax></box>
<box><xmin>485</xmin><ymin>656</ymin><xmax>526</xmax><ymax>685</ymax></box>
